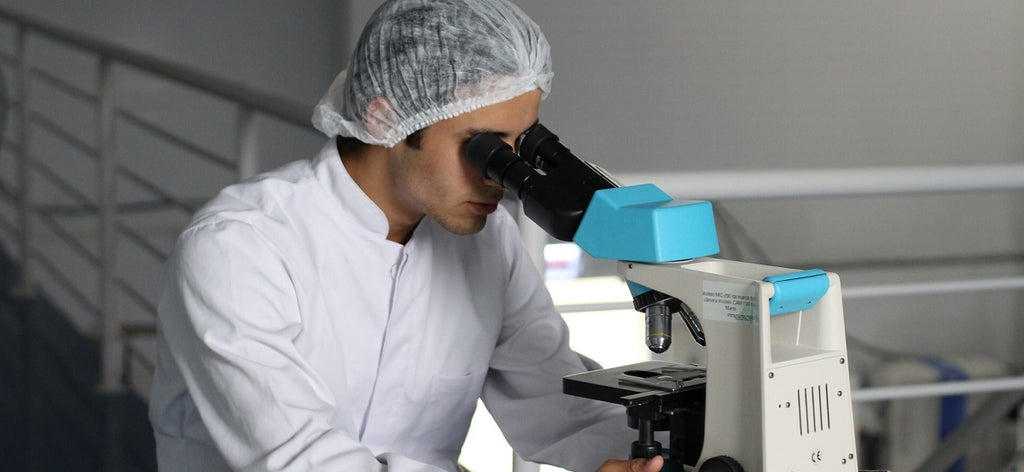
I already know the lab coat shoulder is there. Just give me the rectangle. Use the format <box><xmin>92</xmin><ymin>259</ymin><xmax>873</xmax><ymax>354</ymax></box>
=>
<box><xmin>160</xmin><ymin>157</ymin><xmax>352</xmax><ymax>360</ymax></box>
<box><xmin>187</xmin><ymin>158</ymin><xmax>320</xmax><ymax>237</ymax></box>
<box><xmin>169</xmin><ymin>177</ymin><xmax>304</xmax><ymax>317</ymax></box>
<box><xmin>154</xmin><ymin>163</ymin><xmax>402</xmax><ymax>470</ymax></box>
<box><xmin>172</xmin><ymin>157</ymin><xmax>351</xmax><ymax>293</ymax></box>
<box><xmin>170</xmin><ymin>214</ymin><xmax>298</xmax><ymax>320</ymax></box>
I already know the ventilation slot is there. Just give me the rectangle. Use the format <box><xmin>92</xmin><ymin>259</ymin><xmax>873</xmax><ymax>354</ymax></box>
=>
<box><xmin>796</xmin><ymin>384</ymin><xmax>832</xmax><ymax>436</ymax></box>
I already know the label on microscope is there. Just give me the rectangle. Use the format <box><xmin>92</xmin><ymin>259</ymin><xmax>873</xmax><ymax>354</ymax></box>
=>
<box><xmin>701</xmin><ymin>280</ymin><xmax>758</xmax><ymax>324</ymax></box>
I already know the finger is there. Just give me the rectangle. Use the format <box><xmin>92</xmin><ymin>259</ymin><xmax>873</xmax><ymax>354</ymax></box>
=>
<box><xmin>632</xmin><ymin>455</ymin><xmax>664</xmax><ymax>472</ymax></box>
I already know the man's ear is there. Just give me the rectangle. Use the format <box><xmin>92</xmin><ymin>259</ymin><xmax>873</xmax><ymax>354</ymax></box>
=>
<box><xmin>364</xmin><ymin>97</ymin><xmax>396</xmax><ymax>142</ymax></box>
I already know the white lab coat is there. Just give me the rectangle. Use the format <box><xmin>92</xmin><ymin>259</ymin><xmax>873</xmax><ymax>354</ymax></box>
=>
<box><xmin>149</xmin><ymin>141</ymin><xmax>635</xmax><ymax>471</ymax></box>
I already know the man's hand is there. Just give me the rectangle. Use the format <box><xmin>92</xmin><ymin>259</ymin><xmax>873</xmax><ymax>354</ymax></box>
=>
<box><xmin>596</xmin><ymin>455</ymin><xmax>664</xmax><ymax>472</ymax></box>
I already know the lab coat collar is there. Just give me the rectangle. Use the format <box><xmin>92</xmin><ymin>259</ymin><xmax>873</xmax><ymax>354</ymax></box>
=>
<box><xmin>312</xmin><ymin>139</ymin><xmax>394</xmax><ymax>240</ymax></box>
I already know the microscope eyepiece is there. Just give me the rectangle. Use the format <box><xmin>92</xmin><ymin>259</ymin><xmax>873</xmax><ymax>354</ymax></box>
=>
<box><xmin>466</xmin><ymin>132</ymin><xmax>539</xmax><ymax>198</ymax></box>
<box><xmin>515</xmin><ymin>122</ymin><xmax>568</xmax><ymax>174</ymax></box>
<box><xmin>465</xmin><ymin>122</ymin><xmax>617</xmax><ymax>241</ymax></box>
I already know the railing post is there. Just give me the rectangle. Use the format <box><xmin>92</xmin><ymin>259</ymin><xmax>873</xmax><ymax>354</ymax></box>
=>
<box><xmin>12</xmin><ymin>23</ymin><xmax>35</xmax><ymax>298</ymax></box>
<box><xmin>236</xmin><ymin>105</ymin><xmax>260</xmax><ymax>181</ymax></box>
<box><xmin>97</xmin><ymin>56</ymin><xmax>122</xmax><ymax>393</ymax></box>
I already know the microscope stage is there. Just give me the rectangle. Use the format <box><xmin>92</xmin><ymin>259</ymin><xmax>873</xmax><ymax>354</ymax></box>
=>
<box><xmin>563</xmin><ymin>360</ymin><xmax>706</xmax><ymax>406</ymax></box>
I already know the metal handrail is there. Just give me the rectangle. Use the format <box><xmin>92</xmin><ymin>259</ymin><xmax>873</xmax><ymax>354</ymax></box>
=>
<box><xmin>29</xmin><ymin>110</ymin><xmax>99</xmax><ymax>158</ymax></box>
<box><xmin>117</xmin><ymin>221</ymin><xmax>170</xmax><ymax>262</ymax></box>
<box><xmin>843</xmin><ymin>276</ymin><xmax>1024</xmax><ymax>300</ymax></box>
<box><xmin>115</xmin><ymin>165</ymin><xmax>201</xmax><ymax>215</ymax></box>
<box><xmin>553</xmin><ymin>275</ymin><xmax>1024</xmax><ymax>314</ymax></box>
<box><xmin>30</xmin><ymin>158</ymin><xmax>98</xmax><ymax>211</ymax></box>
<box><xmin>619</xmin><ymin>163</ymin><xmax>1024</xmax><ymax>200</ymax></box>
<box><xmin>0</xmin><ymin>6</ymin><xmax>321</xmax><ymax>395</ymax></box>
<box><xmin>35</xmin><ymin>210</ymin><xmax>100</xmax><ymax>266</ymax></box>
<box><xmin>32</xmin><ymin>65</ymin><xmax>97</xmax><ymax>105</ymax></box>
<box><xmin>0</xmin><ymin>5</ymin><xmax>310</xmax><ymax>127</ymax></box>
<box><xmin>31</xmin><ymin>245</ymin><xmax>102</xmax><ymax>320</ymax></box>
<box><xmin>118</xmin><ymin>109</ymin><xmax>235</xmax><ymax>170</ymax></box>
<box><xmin>118</xmin><ymin>277</ymin><xmax>157</xmax><ymax>318</ymax></box>
<box><xmin>853</xmin><ymin>375</ymin><xmax>1024</xmax><ymax>403</ymax></box>
<box><xmin>0</xmin><ymin>209</ymin><xmax>16</xmax><ymax>238</ymax></box>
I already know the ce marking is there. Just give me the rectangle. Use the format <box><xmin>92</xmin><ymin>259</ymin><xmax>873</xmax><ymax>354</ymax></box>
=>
<box><xmin>810</xmin><ymin>450</ymin><xmax>823</xmax><ymax>463</ymax></box>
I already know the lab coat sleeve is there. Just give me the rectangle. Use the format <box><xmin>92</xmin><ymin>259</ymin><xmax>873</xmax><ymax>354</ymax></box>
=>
<box><xmin>480</xmin><ymin>224</ymin><xmax>636</xmax><ymax>472</ymax></box>
<box><xmin>158</xmin><ymin>219</ymin><xmax>444</xmax><ymax>471</ymax></box>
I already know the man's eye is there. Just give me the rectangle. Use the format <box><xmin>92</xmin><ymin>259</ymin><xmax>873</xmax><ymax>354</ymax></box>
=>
<box><xmin>460</xmin><ymin>137</ymin><xmax>473</xmax><ymax>157</ymax></box>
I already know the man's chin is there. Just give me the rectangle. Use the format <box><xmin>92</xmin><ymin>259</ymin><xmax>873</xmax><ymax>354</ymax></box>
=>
<box><xmin>434</xmin><ymin>215</ymin><xmax>488</xmax><ymax>236</ymax></box>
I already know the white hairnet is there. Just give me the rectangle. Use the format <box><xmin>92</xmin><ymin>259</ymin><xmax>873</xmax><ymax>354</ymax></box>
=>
<box><xmin>312</xmin><ymin>0</ymin><xmax>553</xmax><ymax>147</ymax></box>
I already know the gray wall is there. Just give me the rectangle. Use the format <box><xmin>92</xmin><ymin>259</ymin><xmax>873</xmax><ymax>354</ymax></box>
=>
<box><xmin>516</xmin><ymin>1</ymin><xmax>1024</xmax><ymax>173</ymax></box>
<box><xmin>2</xmin><ymin>1</ymin><xmax>1022</xmax><ymax>364</ymax></box>
<box><xmin>504</xmin><ymin>1</ymin><xmax>1024</xmax><ymax>364</ymax></box>
<box><xmin>0</xmin><ymin>0</ymin><xmax>346</xmax><ymax>104</ymax></box>
<box><xmin>0</xmin><ymin>1</ymin><xmax>352</xmax><ymax>331</ymax></box>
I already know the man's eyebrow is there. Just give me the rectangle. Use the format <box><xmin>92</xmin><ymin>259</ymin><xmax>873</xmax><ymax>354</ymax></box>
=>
<box><xmin>464</xmin><ymin>128</ymin><xmax>510</xmax><ymax>138</ymax></box>
<box><xmin>464</xmin><ymin>120</ymin><xmax>539</xmax><ymax>139</ymax></box>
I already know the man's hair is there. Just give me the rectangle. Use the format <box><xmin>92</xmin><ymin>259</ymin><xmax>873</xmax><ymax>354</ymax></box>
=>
<box><xmin>337</xmin><ymin>128</ymin><xmax>424</xmax><ymax>155</ymax></box>
<box><xmin>336</xmin><ymin>135</ymin><xmax>367</xmax><ymax>156</ymax></box>
<box><xmin>404</xmin><ymin>129</ymin><xmax>424</xmax><ymax>150</ymax></box>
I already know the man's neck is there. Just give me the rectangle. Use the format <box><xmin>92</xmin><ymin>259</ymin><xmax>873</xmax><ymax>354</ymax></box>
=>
<box><xmin>337</xmin><ymin>140</ymin><xmax>421</xmax><ymax>244</ymax></box>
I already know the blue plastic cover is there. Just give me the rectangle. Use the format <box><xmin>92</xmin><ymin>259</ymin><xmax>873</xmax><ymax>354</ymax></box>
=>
<box><xmin>625</xmin><ymin>280</ymin><xmax>651</xmax><ymax>298</ymax></box>
<box><xmin>573</xmin><ymin>184</ymin><xmax>720</xmax><ymax>263</ymax></box>
<box><xmin>921</xmin><ymin>357</ymin><xmax>968</xmax><ymax>472</ymax></box>
<box><xmin>763</xmin><ymin>269</ymin><xmax>830</xmax><ymax>316</ymax></box>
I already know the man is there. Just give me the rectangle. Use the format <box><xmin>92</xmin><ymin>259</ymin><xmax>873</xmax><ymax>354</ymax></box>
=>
<box><xmin>149</xmin><ymin>1</ymin><xmax>662</xmax><ymax>471</ymax></box>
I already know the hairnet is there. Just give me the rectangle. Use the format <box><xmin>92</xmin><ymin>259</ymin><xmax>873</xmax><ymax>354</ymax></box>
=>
<box><xmin>312</xmin><ymin>0</ymin><xmax>552</xmax><ymax>147</ymax></box>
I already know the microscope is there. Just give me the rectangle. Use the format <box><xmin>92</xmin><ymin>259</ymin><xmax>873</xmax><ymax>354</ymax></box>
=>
<box><xmin>467</xmin><ymin>124</ymin><xmax>860</xmax><ymax>471</ymax></box>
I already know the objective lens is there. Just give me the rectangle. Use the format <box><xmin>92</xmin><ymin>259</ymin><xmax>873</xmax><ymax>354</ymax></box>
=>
<box><xmin>645</xmin><ymin>304</ymin><xmax>673</xmax><ymax>353</ymax></box>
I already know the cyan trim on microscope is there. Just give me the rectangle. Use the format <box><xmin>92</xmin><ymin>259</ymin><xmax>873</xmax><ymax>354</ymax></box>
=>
<box><xmin>762</xmin><ymin>269</ymin><xmax>830</xmax><ymax>316</ymax></box>
<box><xmin>573</xmin><ymin>184</ymin><xmax>720</xmax><ymax>263</ymax></box>
<box><xmin>625</xmin><ymin>280</ymin><xmax>652</xmax><ymax>298</ymax></box>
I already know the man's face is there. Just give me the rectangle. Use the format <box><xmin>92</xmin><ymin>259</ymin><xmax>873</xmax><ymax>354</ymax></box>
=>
<box><xmin>386</xmin><ymin>89</ymin><xmax>542</xmax><ymax>237</ymax></box>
